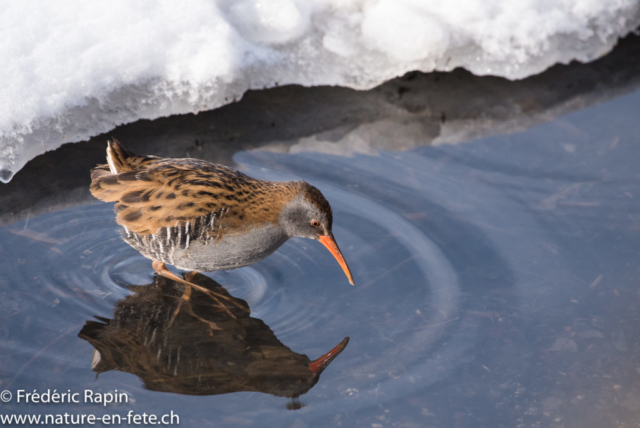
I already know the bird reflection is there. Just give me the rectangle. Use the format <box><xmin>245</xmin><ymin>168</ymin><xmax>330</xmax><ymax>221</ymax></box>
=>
<box><xmin>78</xmin><ymin>273</ymin><xmax>348</xmax><ymax>401</ymax></box>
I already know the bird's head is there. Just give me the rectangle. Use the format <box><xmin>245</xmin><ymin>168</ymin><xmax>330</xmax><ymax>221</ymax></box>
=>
<box><xmin>280</xmin><ymin>182</ymin><xmax>354</xmax><ymax>285</ymax></box>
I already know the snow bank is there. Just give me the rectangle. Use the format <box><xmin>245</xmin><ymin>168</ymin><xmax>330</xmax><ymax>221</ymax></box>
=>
<box><xmin>1</xmin><ymin>0</ymin><xmax>639</xmax><ymax>182</ymax></box>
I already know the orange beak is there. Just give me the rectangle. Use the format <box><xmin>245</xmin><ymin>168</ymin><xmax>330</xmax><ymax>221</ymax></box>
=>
<box><xmin>318</xmin><ymin>234</ymin><xmax>355</xmax><ymax>285</ymax></box>
<box><xmin>309</xmin><ymin>337</ymin><xmax>350</xmax><ymax>373</ymax></box>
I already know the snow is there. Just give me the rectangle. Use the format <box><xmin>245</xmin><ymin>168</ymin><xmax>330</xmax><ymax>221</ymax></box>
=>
<box><xmin>1</xmin><ymin>0</ymin><xmax>639</xmax><ymax>182</ymax></box>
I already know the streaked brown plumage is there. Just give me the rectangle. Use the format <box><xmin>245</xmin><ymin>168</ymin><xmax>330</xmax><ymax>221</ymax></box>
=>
<box><xmin>91</xmin><ymin>144</ymin><xmax>313</xmax><ymax>237</ymax></box>
<box><xmin>90</xmin><ymin>140</ymin><xmax>354</xmax><ymax>316</ymax></box>
<box><xmin>78</xmin><ymin>273</ymin><xmax>349</xmax><ymax>399</ymax></box>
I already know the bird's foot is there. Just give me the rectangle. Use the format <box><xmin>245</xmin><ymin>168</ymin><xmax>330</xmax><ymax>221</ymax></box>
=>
<box><xmin>167</xmin><ymin>285</ymin><xmax>221</xmax><ymax>331</ymax></box>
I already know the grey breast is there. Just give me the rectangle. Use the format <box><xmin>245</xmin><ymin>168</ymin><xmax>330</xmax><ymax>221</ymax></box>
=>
<box><xmin>121</xmin><ymin>211</ymin><xmax>289</xmax><ymax>272</ymax></box>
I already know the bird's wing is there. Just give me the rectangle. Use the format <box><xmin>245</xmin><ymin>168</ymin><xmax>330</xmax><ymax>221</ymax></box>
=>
<box><xmin>90</xmin><ymin>159</ymin><xmax>263</xmax><ymax>235</ymax></box>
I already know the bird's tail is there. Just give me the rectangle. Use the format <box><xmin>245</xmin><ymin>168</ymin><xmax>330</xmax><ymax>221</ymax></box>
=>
<box><xmin>106</xmin><ymin>139</ymin><xmax>134</xmax><ymax>173</ymax></box>
<box><xmin>90</xmin><ymin>139</ymin><xmax>162</xmax><ymax>208</ymax></box>
<box><xmin>104</xmin><ymin>138</ymin><xmax>159</xmax><ymax>174</ymax></box>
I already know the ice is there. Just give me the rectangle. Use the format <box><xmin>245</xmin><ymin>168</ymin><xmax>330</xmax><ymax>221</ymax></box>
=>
<box><xmin>1</xmin><ymin>0</ymin><xmax>639</xmax><ymax>182</ymax></box>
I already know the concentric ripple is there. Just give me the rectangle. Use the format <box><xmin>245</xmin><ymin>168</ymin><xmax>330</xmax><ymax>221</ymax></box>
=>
<box><xmin>0</xmin><ymin>145</ymin><xmax>515</xmax><ymax>415</ymax></box>
<box><xmin>2</xmin><ymin>89</ymin><xmax>640</xmax><ymax>427</ymax></box>
<box><xmin>223</xmin><ymin>150</ymin><xmax>522</xmax><ymax>416</ymax></box>
<box><xmin>0</xmin><ymin>147</ymin><xmax>498</xmax><ymax>408</ymax></box>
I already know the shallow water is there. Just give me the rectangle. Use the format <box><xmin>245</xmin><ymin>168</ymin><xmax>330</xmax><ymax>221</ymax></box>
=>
<box><xmin>1</xmin><ymin>86</ymin><xmax>640</xmax><ymax>427</ymax></box>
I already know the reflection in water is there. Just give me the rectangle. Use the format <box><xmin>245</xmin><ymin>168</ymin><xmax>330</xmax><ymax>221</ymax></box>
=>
<box><xmin>1</xmin><ymin>83</ymin><xmax>640</xmax><ymax>426</ymax></box>
<box><xmin>78</xmin><ymin>273</ymin><xmax>348</xmax><ymax>402</ymax></box>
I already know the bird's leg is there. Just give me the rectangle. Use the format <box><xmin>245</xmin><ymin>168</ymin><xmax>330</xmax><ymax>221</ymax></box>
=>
<box><xmin>184</xmin><ymin>271</ymin><xmax>199</xmax><ymax>282</ymax></box>
<box><xmin>167</xmin><ymin>283</ymin><xmax>190</xmax><ymax>328</ymax></box>
<box><xmin>152</xmin><ymin>260</ymin><xmax>236</xmax><ymax>319</ymax></box>
<box><xmin>152</xmin><ymin>261</ymin><xmax>248</xmax><ymax>319</ymax></box>
<box><xmin>182</xmin><ymin>270</ymin><xmax>250</xmax><ymax>313</ymax></box>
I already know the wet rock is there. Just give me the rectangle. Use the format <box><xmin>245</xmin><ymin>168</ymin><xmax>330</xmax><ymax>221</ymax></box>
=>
<box><xmin>612</xmin><ymin>332</ymin><xmax>629</xmax><ymax>351</ymax></box>
<box><xmin>550</xmin><ymin>338</ymin><xmax>578</xmax><ymax>352</ymax></box>
<box><xmin>542</xmin><ymin>397</ymin><xmax>564</xmax><ymax>411</ymax></box>
<box><xmin>621</xmin><ymin>394</ymin><xmax>640</xmax><ymax>413</ymax></box>
<box><xmin>577</xmin><ymin>330</ymin><xmax>604</xmax><ymax>340</ymax></box>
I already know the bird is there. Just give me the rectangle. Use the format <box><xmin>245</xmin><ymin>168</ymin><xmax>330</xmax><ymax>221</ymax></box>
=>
<box><xmin>78</xmin><ymin>272</ymin><xmax>350</xmax><ymax>399</ymax></box>
<box><xmin>90</xmin><ymin>139</ymin><xmax>354</xmax><ymax>316</ymax></box>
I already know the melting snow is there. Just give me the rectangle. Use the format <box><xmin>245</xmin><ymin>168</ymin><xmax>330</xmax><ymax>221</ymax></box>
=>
<box><xmin>1</xmin><ymin>0</ymin><xmax>639</xmax><ymax>182</ymax></box>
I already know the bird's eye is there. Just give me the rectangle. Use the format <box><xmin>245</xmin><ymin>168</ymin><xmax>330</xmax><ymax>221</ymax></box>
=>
<box><xmin>311</xmin><ymin>220</ymin><xmax>320</xmax><ymax>227</ymax></box>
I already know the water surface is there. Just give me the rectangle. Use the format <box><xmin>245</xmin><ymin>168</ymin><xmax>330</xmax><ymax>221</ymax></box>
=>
<box><xmin>1</xmin><ymin>88</ymin><xmax>640</xmax><ymax>427</ymax></box>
